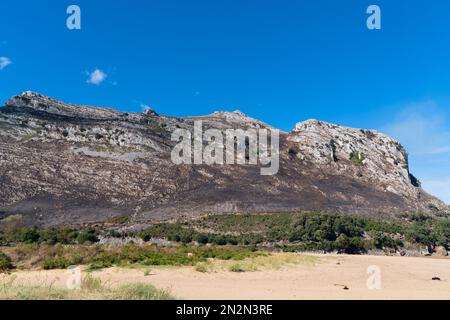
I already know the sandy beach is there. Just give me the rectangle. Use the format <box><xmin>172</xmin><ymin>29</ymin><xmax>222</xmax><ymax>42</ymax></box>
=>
<box><xmin>2</xmin><ymin>254</ymin><xmax>450</xmax><ymax>300</ymax></box>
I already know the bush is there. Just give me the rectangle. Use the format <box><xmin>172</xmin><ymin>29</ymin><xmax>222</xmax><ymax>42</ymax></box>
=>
<box><xmin>18</xmin><ymin>227</ymin><xmax>40</xmax><ymax>243</ymax></box>
<box><xmin>137</xmin><ymin>212</ymin><xmax>447</xmax><ymax>253</ymax></box>
<box><xmin>229</xmin><ymin>264</ymin><xmax>245</xmax><ymax>272</ymax></box>
<box><xmin>76</xmin><ymin>230</ymin><xmax>99</xmax><ymax>244</ymax></box>
<box><xmin>195</xmin><ymin>234</ymin><xmax>209</xmax><ymax>245</ymax></box>
<box><xmin>350</xmin><ymin>151</ymin><xmax>366</xmax><ymax>165</ymax></box>
<box><xmin>369</xmin><ymin>231</ymin><xmax>402</xmax><ymax>249</ymax></box>
<box><xmin>88</xmin><ymin>260</ymin><xmax>113</xmax><ymax>271</ymax></box>
<box><xmin>0</xmin><ymin>252</ymin><xmax>13</xmax><ymax>272</ymax></box>
<box><xmin>210</xmin><ymin>235</ymin><xmax>227</xmax><ymax>246</ymax></box>
<box><xmin>195</xmin><ymin>263</ymin><xmax>208</xmax><ymax>273</ymax></box>
<box><xmin>4</xmin><ymin>212</ymin><xmax>449</xmax><ymax>257</ymax></box>
<box><xmin>334</xmin><ymin>234</ymin><xmax>349</xmax><ymax>251</ymax></box>
<box><xmin>43</xmin><ymin>257</ymin><xmax>69</xmax><ymax>270</ymax></box>
<box><xmin>0</xmin><ymin>225</ymin><xmax>97</xmax><ymax>245</ymax></box>
<box><xmin>406</xmin><ymin>225</ymin><xmax>434</xmax><ymax>246</ymax></box>
<box><xmin>180</xmin><ymin>233</ymin><xmax>193</xmax><ymax>244</ymax></box>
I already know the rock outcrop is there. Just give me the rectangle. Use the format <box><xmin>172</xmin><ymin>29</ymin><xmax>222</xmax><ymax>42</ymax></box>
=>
<box><xmin>289</xmin><ymin>120</ymin><xmax>418</xmax><ymax>200</ymax></box>
<box><xmin>0</xmin><ymin>92</ymin><xmax>447</xmax><ymax>227</ymax></box>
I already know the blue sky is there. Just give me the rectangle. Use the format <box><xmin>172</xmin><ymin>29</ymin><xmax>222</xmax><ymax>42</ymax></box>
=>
<box><xmin>1</xmin><ymin>0</ymin><xmax>450</xmax><ymax>203</ymax></box>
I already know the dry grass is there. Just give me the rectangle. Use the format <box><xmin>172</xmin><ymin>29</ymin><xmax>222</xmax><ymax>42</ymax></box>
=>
<box><xmin>194</xmin><ymin>252</ymin><xmax>319</xmax><ymax>273</ymax></box>
<box><xmin>0</xmin><ymin>273</ymin><xmax>174</xmax><ymax>300</ymax></box>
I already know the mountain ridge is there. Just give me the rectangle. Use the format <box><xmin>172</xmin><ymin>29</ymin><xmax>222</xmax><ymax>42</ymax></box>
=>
<box><xmin>0</xmin><ymin>91</ymin><xmax>447</xmax><ymax>227</ymax></box>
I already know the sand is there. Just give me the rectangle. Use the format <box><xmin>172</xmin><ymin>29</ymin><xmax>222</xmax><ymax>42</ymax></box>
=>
<box><xmin>2</xmin><ymin>254</ymin><xmax>450</xmax><ymax>300</ymax></box>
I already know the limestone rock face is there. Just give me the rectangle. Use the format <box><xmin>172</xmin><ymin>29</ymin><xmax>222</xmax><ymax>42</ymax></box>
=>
<box><xmin>289</xmin><ymin>120</ymin><xmax>415</xmax><ymax>198</ymax></box>
<box><xmin>0</xmin><ymin>92</ymin><xmax>447</xmax><ymax>227</ymax></box>
<box><xmin>6</xmin><ymin>91</ymin><xmax>123</xmax><ymax>120</ymax></box>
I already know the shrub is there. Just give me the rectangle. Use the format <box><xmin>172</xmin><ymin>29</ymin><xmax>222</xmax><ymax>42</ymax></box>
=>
<box><xmin>0</xmin><ymin>252</ymin><xmax>13</xmax><ymax>272</ymax></box>
<box><xmin>43</xmin><ymin>257</ymin><xmax>69</xmax><ymax>270</ymax></box>
<box><xmin>180</xmin><ymin>233</ymin><xmax>193</xmax><ymax>244</ymax></box>
<box><xmin>405</xmin><ymin>225</ymin><xmax>434</xmax><ymax>246</ymax></box>
<box><xmin>195</xmin><ymin>234</ymin><xmax>209</xmax><ymax>245</ymax></box>
<box><xmin>210</xmin><ymin>235</ymin><xmax>227</xmax><ymax>246</ymax></box>
<box><xmin>369</xmin><ymin>231</ymin><xmax>402</xmax><ymax>249</ymax></box>
<box><xmin>195</xmin><ymin>263</ymin><xmax>208</xmax><ymax>273</ymax></box>
<box><xmin>334</xmin><ymin>234</ymin><xmax>349</xmax><ymax>251</ymax></box>
<box><xmin>430</xmin><ymin>218</ymin><xmax>450</xmax><ymax>249</ymax></box>
<box><xmin>229</xmin><ymin>264</ymin><xmax>245</xmax><ymax>272</ymax></box>
<box><xmin>19</xmin><ymin>227</ymin><xmax>41</xmax><ymax>243</ymax></box>
<box><xmin>88</xmin><ymin>260</ymin><xmax>113</xmax><ymax>271</ymax></box>
<box><xmin>76</xmin><ymin>230</ymin><xmax>99</xmax><ymax>244</ymax></box>
<box><xmin>350</xmin><ymin>151</ymin><xmax>366</xmax><ymax>165</ymax></box>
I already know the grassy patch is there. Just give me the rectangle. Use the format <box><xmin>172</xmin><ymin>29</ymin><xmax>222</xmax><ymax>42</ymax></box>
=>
<box><xmin>194</xmin><ymin>263</ymin><xmax>208</xmax><ymax>273</ymax></box>
<box><xmin>113</xmin><ymin>284</ymin><xmax>173</xmax><ymax>300</ymax></box>
<box><xmin>229</xmin><ymin>264</ymin><xmax>245</xmax><ymax>272</ymax></box>
<box><xmin>194</xmin><ymin>253</ymin><xmax>319</xmax><ymax>273</ymax></box>
<box><xmin>0</xmin><ymin>275</ymin><xmax>174</xmax><ymax>300</ymax></box>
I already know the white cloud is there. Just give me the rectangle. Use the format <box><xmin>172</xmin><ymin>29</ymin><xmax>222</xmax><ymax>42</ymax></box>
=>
<box><xmin>86</xmin><ymin>69</ymin><xmax>107</xmax><ymax>85</ymax></box>
<box><xmin>0</xmin><ymin>57</ymin><xmax>12</xmax><ymax>70</ymax></box>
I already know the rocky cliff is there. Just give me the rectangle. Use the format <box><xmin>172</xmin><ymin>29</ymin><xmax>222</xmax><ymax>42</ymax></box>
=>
<box><xmin>0</xmin><ymin>92</ymin><xmax>446</xmax><ymax>227</ymax></box>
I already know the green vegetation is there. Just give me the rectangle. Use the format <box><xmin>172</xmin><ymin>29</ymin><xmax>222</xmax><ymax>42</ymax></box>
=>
<box><xmin>350</xmin><ymin>151</ymin><xmax>366</xmax><ymax>165</ymax></box>
<box><xmin>139</xmin><ymin>223</ymin><xmax>247</xmax><ymax>246</ymax></box>
<box><xmin>1</xmin><ymin>212</ymin><xmax>449</xmax><ymax>266</ymax></box>
<box><xmin>229</xmin><ymin>264</ymin><xmax>245</xmax><ymax>272</ymax></box>
<box><xmin>115</xmin><ymin>284</ymin><xmax>174</xmax><ymax>300</ymax></box>
<box><xmin>138</xmin><ymin>212</ymin><xmax>450</xmax><ymax>254</ymax></box>
<box><xmin>194</xmin><ymin>263</ymin><xmax>208</xmax><ymax>273</ymax></box>
<box><xmin>4</xmin><ymin>243</ymin><xmax>259</xmax><ymax>271</ymax></box>
<box><xmin>106</xmin><ymin>215</ymin><xmax>130</xmax><ymax>225</ymax></box>
<box><xmin>0</xmin><ymin>225</ymin><xmax>100</xmax><ymax>246</ymax></box>
<box><xmin>0</xmin><ymin>275</ymin><xmax>174</xmax><ymax>300</ymax></box>
<box><xmin>0</xmin><ymin>252</ymin><xmax>13</xmax><ymax>272</ymax></box>
<box><xmin>76</xmin><ymin>230</ymin><xmax>99</xmax><ymax>244</ymax></box>
<box><xmin>193</xmin><ymin>252</ymin><xmax>319</xmax><ymax>273</ymax></box>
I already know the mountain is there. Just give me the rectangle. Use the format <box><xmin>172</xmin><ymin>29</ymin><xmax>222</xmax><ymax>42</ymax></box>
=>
<box><xmin>0</xmin><ymin>92</ymin><xmax>447</xmax><ymax>227</ymax></box>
